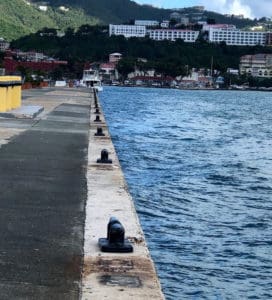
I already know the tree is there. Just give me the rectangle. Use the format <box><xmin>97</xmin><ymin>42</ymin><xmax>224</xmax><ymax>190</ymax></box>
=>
<box><xmin>117</xmin><ymin>58</ymin><xmax>135</xmax><ymax>79</ymax></box>
<box><xmin>207</xmin><ymin>18</ymin><xmax>216</xmax><ymax>24</ymax></box>
<box><xmin>64</xmin><ymin>27</ymin><xmax>74</xmax><ymax>37</ymax></box>
<box><xmin>169</xmin><ymin>18</ymin><xmax>178</xmax><ymax>28</ymax></box>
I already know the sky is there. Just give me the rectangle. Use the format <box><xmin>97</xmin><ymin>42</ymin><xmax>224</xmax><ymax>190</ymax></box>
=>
<box><xmin>134</xmin><ymin>0</ymin><xmax>272</xmax><ymax>19</ymax></box>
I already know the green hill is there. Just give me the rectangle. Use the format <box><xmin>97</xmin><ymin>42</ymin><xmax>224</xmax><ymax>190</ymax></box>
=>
<box><xmin>0</xmin><ymin>0</ymin><xmax>99</xmax><ymax>41</ymax></box>
<box><xmin>0</xmin><ymin>0</ymin><xmax>259</xmax><ymax>41</ymax></box>
<box><xmin>31</xmin><ymin>0</ymin><xmax>171</xmax><ymax>23</ymax></box>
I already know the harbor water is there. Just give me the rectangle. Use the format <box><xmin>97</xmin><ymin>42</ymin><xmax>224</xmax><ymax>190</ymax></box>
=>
<box><xmin>100</xmin><ymin>87</ymin><xmax>272</xmax><ymax>300</ymax></box>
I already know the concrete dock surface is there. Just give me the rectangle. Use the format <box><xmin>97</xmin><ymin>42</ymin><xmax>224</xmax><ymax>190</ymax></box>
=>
<box><xmin>0</xmin><ymin>87</ymin><xmax>164</xmax><ymax>299</ymax></box>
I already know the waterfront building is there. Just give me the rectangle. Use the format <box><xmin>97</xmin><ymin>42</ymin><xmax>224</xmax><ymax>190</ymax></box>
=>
<box><xmin>99</xmin><ymin>62</ymin><xmax>118</xmax><ymax>81</ymax></box>
<box><xmin>128</xmin><ymin>69</ymin><xmax>156</xmax><ymax>79</ymax></box>
<box><xmin>208</xmin><ymin>28</ymin><xmax>268</xmax><ymax>46</ymax></box>
<box><xmin>109</xmin><ymin>24</ymin><xmax>146</xmax><ymax>38</ymax></box>
<box><xmin>3</xmin><ymin>50</ymin><xmax>67</xmax><ymax>74</ymax></box>
<box><xmin>135</xmin><ymin>20</ymin><xmax>159</xmax><ymax>27</ymax></box>
<box><xmin>147</xmin><ymin>29</ymin><xmax>199</xmax><ymax>42</ymax></box>
<box><xmin>129</xmin><ymin>75</ymin><xmax>175</xmax><ymax>87</ymax></box>
<box><xmin>227</xmin><ymin>68</ymin><xmax>239</xmax><ymax>75</ymax></box>
<box><xmin>109</xmin><ymin>52</ymin><xmax>122</xmax><ymax>63</ymax></box>
<box><xmin>25</xmin><ymin>51</ymin><xmax>45</xmax><ymax>62</ymax></box>
<box><xmin>240</xmin><ymin>54</ymin><xmax>272</xmax><ymax>77</ymax></box>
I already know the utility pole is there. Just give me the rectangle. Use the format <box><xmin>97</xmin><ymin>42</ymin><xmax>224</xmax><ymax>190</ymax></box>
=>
<box><xmin>210</xmin><ymin>56</ymin><xmax>213</xmax><ymax>77</ymax></box>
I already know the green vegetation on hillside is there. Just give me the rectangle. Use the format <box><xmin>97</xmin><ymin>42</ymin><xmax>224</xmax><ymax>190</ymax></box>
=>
<box><xmin>0</xmin><ymin>0</ymin><xmax>99</xmax><ymax>40</ymax></box>
<box><xmin>0</xmin><ymin>0</ymin><xmax>262</xmax><ymax>41</ymax></box>
<box><xmin>31</xmin><ymin>0</ymin><xmax>171</xmax><ymax>24</ymax></box>
<box><xmin>33</xmin><ymin>0</ymin><xmax>258</xmax><ymax>27</ymax></box>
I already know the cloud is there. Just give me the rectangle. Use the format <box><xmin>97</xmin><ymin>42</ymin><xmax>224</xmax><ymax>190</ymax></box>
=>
<box><xmin>135</xmin><ymin>0</ymin><xmax>164</xmax><ymax>8</ymax></box>
<box><xmin>242</xmin><ymin>0</ymin><xmax>272</xmax><ymax>18</ymax></box>
<box><xmin>198</xmin><ymin>0</ymin><xmax>272</xmax><ymax>18</ymax></box>
<box><xmin>135</xmin><ymin>0</ymin><xmax>272</xmax><ymax>18</ymax></box>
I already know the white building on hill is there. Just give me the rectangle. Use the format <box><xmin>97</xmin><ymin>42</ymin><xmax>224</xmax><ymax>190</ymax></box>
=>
<box><xmin>202</xmin><ymin>24</ymin><xmax>236</xmax><ymax>31</ymax></box>
<box><xmin>109</xmin><ymin>24</ymin><xmax>146</xmax><ymax>38</ymax></box>
<box><xmin>147</xmin><ymin>29</ymin><xmax>199</xmax><ymax>42</ymax></box>
<box><xmin>135</xmin><ymin>20</ymin><xmax>159</xmax><ymax>27</ymax></box>
<box><xmin>208</xmin><ymin>28</ymin><xmax>268</xmax><ymax>46</ymax></box>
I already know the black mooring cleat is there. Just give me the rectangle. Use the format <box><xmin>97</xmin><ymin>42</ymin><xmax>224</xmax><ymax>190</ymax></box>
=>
<box><xmin>96</xmin><ymin>149</ymin><xmax>112</xmax><ymax>164</ymax></box>
<box><xmin>98</xmin><ymin>217</ymin><xmax>133</xmax><ymax>253</ymax></box>
<box><xmin>95</xmin><ymin>108</ymin><xmax>100</xmax><ymax>114</ymax></box>
<box><xmin>94</xmin><ymin>115</ymin><xmax>101</xmax><ymax>122</ymax></box>
<box><xmin>95</xmin><ymin>127</ymin><xmax>105</xmax><ymax>136</ymax></box>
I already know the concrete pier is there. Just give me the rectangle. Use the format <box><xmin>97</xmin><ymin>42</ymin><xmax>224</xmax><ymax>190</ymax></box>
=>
<box><xmin>82</xmin><ymin>91</ymin><xmax>164</xmax><ymax>299</ymax></box>
<box><xmin>0</xmin><ymin>88</ymin><xmax>91</xmax><ymax>299</ymax></box>
<box><xmin>0</xmin><ymin>87</ymin><xmax>164</xmax><ymax>299</ymax></box>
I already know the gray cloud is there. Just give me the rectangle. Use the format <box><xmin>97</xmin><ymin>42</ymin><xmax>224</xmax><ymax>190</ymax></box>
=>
<box><xmin>198</xmin><ymin>0</ymin><xmax>272</xmax><ymax>18</ymax></box>
<box><xmin>136</xmin><ymin>0</ymin><xmax>272</xmax><ymax>18</ymax></box>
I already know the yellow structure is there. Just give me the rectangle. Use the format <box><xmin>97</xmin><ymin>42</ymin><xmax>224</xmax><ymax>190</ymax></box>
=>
<box><xmin>0</xmin><ymin>76</ymin><xmax>22</xmax><ymax>112</ymax></box>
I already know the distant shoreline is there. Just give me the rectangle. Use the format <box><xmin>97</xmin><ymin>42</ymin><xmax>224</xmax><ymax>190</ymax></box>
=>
<box><xmin>104</xmin><ymin>84</ymin><xmax>272</xmax><ymax>92</ymax></box>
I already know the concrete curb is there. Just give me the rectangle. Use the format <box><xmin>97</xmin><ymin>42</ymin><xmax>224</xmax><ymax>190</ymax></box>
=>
<box><xmin>82</xmin><ymin>90</ymin><xmax>165</xmax><ymax>299</ymax></box>
<box><xmin>0</xmin><ymin>105</ymin><xmax>44</xmax><ymax>119</ymax></box>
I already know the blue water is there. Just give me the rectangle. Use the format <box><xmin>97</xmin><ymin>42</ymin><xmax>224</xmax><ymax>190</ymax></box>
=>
<box><xmin>100</xmin><ymin>87</ymin><xmax>272</xmax><ymax>300</ymax></box>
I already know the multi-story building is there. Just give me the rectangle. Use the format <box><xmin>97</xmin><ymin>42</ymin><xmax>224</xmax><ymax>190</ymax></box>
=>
<box><xmin>208</xmin><ymin>28</ymin><xmax>268</xmax><ymax>46</ymax></box>
<box><xmin>134</xmin><ymin>20</ymin><xmax>159</xmax><ymax>27</ymax></box>
<box><xmin>240</xmin><ymin>54</ymin><xmax>272</xmax><ymax>77</ymax></box>
<box><xmin>202</xmin><ymin>24</ymin><xmax>236</xmax><ymax>32</ymax></box>
<box><xmin>109</xmin><ymin>53</ymin><xmax>122</xmax><ymax>63</ymax></box>
<box><xmin>160</xmin><ymin>21</ymin><xmax>170</xmax><ymax>28</ymax></box>
<box><xmin>267</xmin><ymin>32</ymin><xmax>272</xmax><ymax>45</ymax></box>
<box><xmin>25</xmin><ymin>51</ymin><xmax>45</xmax><ymax>62</ymax></box>
<box><xmin>4</xmin><ymin>51</ymin><xmax>67</xmax><ymax>74</ymax></box>
<box><xmin>147</xmin><ymin>29</ymin><xmax>199</xmax><ymax>42</ymax></box>
<box><xmin>109</xmin><ymin>24</ymin><xmax>146</xmax><ymax>38</ymax></box>
<box><xmin>10</xmin><ymin>50</ymin><xmax>45</xmax><ymax>62</ymax></box>
<box><xmin>109</xmin><ymin>23</ymin><xmax>271</xmax><ymax>47</ymax></box>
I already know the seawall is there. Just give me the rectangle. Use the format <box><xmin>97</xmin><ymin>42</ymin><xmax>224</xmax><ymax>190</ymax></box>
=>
<box><xmin>82</xmin><ymin>90</ymin><xmax>165</xmax><ymax>299</ymax></box>
<box><xmin>0</xmin><ymin>86</ymin><xmax>164</xmax><ymax>299</ymax></box>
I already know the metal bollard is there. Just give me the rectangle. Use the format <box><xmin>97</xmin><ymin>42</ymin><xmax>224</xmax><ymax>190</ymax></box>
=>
<box><xmin>98</xmin><ymin>217</ymin><xmax>133</xmax><ymax>253</ymax></box>
<box><xmin>95</xmin><ymin>108</ymin><xmax>100</xmax><ymax>114</ymax></box>
<box><xmin>94</xmin><ymin>115</ymin><xmax>101</xmax><ymax>122</ymax></box>
<box><xmin>97</xmin><ymin>149</ymin><xmax>112</xmax><ymax>164</ymax></box>
<box><xmin>95</xmin><ymin>127</ymin><xmax>105</xmax><ymax>136</ymax></box>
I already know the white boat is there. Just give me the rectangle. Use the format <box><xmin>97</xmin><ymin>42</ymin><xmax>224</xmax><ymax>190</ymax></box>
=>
<box><xmin>81</xmin><ymin>69</ymin><xmax>103</xmax><ymax>92</ymax></box>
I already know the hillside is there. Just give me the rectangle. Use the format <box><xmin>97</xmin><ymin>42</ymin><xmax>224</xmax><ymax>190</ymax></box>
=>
<box><xmin>175</xmin><ymin>7</ymin><xmax>256</xmax><ymax>28</ymax></box>
<box><xmin>30</xmin><ymin>0</ymin><xmax>172</xmax><ymax>23</ymax></box>
<box><xmin>0</xmin><ymin>0</ymin><xmax>259</xmax><ymax>41</ymax></box>
<box><xmin>0</xmin><ymin>0</ymin><xmax>99</xmax><ymax>41</ymax></box>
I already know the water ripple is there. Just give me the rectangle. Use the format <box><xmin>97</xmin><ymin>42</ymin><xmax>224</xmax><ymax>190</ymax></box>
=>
<box><xmin>100</xmin><ymin>87</ymin><xmax>272</xmax><ymax>300</ymax></box>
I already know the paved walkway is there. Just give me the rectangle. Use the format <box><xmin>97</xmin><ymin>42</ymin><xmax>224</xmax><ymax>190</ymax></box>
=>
<box><xmin>0</xmin><ymin>97</ymin><xmax>91</xmax><ymax>299</ymax></box>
